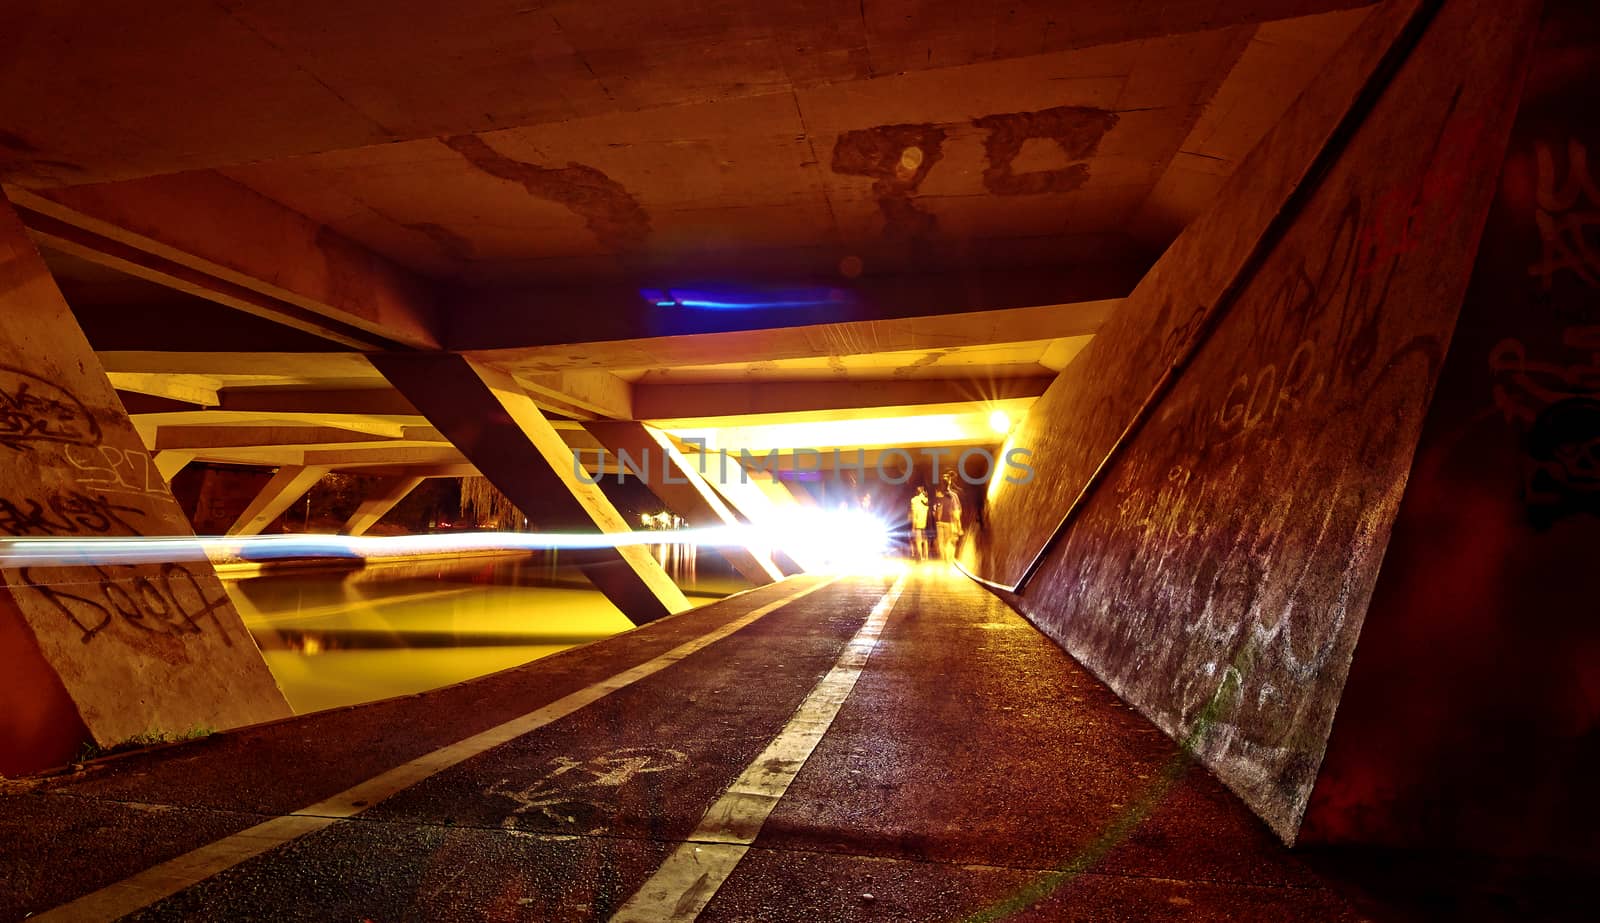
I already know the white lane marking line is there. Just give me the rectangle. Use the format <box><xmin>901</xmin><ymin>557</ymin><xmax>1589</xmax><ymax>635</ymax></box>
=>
<box><xmin>610</xmin><ymin>571</ymin><xmax>908</xmax><ymax>923</ymax></box>
<box><xmin>32</xmin><ymin>577</ymin><xmax>842</xmax><ymax>923</ymax></box>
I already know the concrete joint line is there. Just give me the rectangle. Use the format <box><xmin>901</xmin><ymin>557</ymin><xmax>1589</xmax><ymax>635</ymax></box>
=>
<box><xmin>611</xmin><ymin>571</ymin><xmax>909</xmax><ymax>922</ymax></box>
<box><xmin>30</xmin><ymin>577</ymin><xmax>841</xmax><ymax>923</ymax></box>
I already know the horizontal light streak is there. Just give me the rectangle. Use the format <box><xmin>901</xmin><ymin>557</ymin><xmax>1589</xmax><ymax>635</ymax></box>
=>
<box><xmin>0</xmin><ymin>511</ymin><xmax>890</xmax><ymax>572</ymax></box>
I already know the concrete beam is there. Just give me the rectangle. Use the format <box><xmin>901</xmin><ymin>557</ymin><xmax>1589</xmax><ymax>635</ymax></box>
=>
<box><xmin>586</xmin><ymin>422</ymin><xmax>782</xmax><ymax>586</ymax></box>
<box><xmin>132</xmin><ymin>411</ymin><xmax>411</xmax><ymax>440</ymax></box>
<box><xmin>105</xmin><ymin>372</ymin><xmax>221</xmax><ymax>407</ymax></box>
<box><xmin>450</xmin><ymin>266</ymin><xmax>1135</xmax><ymax>352</ymax></box>
<box><xmin>370</xmin><ymin>353</ymin><xmax>690</xmax><ymax>624</ymax></box>
<box><xmin>154</xmin><ymin>425</ymin><xmax>441</xmax><ymax>452</ymax></box>
<box><xmin>151</xmin><ymin>451</ymin><xmax>197</xmax><ymax>484</ymax></box>
<box><xmin>467</xmin><ymin>299</ymin><xmax>1119</xmax><ymax>374</ymax></box>
<box><xmin>635</xmin><ymin>377</ymin><xmax>1053</xmax><ymax>423</ymax></box>
<box><xmin>518</xmin><ymin>371</ymin><xmax>633</xmax><ymax>420</ymax></box>
<box><xmin>114</xmin><ymin>391</ymin><xmax>207</xmax><ymax>415</ymax></box>
<box><xmin>8</xmin><ymin>174</ymin><xmax>441</xmax><ymax>349</ymax></box>
<box><xmin>302</xmin><ymin>446</ymin><xmax>468</xmax><ymax>468</ymax></box>
<box><xmin>98</xmin><ymin>355</ymin><xmax>612</xmax><ymax>421</ymax></box>
<box><xmin>98</xmin><ymin>351</ymin><xmax>384</xmax><ymax>382</ymax></box>
<box><xmin>664</xmin><ymin>399</ymin><xmax>1033</xmax><ymax>456</ymax></box>
<box><xmin>226</xmin><ymin>465</ymin><xmax>330</xmax><ymax>536</ymax></box>
<box><xmin>218</xmin><ymin>387</ymin><xmax>418</xmax><ymax>416</ymax></box>
<box><xmin>0</xmin><ymin>188</ymin><xmax>288</xmax><ymax>774</ymax></box>
<box><xmin>344</xmin><ymin>477</ymin><xmax>426</xmax><ymax>536</ymax></box>
<box><xmin>335</xmin><ymin>463</ymin><xmax>481</xmax><ymax>479</ymax></box>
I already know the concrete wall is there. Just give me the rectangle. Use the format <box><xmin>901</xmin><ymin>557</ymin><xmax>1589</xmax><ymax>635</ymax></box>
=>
<box><xmin>0</xmin><ymin>192</ymin><xmax>289</xmax><ymax>775</ymax></box>
<box><xmin>1302</xmin><ymin>0</ymin><xmax>1600</xmax><ymax>862</ymax></box>
<box><xmin>974</xmin><ymin>0</ymin><xmax>1540</xmax><ymax>841</ymax></box>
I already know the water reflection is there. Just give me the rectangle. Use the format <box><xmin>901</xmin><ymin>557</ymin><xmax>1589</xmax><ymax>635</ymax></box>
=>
<box><xmin>222</xmin><ymin>552</ymin><xmax>747</xmax><ymax>715</ymax></box>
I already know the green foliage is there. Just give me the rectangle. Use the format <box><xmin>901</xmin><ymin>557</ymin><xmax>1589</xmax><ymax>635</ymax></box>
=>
<box><xmin>75</xmin><ymin>724</ymin><xmax>216</xmax><ymax>762</ymax></box>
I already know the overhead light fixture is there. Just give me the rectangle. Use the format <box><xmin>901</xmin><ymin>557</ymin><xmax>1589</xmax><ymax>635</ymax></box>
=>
<box><xmin>638</xmin><ymin>286</ymin><xmax>855</xmax><ymax>311</ymax></box>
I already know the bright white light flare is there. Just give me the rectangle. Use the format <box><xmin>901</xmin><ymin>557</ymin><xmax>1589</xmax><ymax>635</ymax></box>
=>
<box><xmin>0</xmin><ymin>508</ymin><xmax>893</xmax><ymax>574</ymax></box>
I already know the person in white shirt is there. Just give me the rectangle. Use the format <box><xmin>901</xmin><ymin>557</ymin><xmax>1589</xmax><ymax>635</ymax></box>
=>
<box><xmin>909</xmin><ymin>486</ymin><xmax>930</xmax><ymax>561</ymax></box>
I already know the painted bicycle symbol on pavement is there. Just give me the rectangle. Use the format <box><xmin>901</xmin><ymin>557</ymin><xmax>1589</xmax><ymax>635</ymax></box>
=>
<box><xmin>487</xmin><ymin>745</ymin><xmax>689</xmax><ymax>833</ymax></box>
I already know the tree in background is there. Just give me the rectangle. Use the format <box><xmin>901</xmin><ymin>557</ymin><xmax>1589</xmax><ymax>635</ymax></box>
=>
<box><xmin>459</xmin><ymin>476</ymin><xmax>525</xmax><ymax>531</ymax></box>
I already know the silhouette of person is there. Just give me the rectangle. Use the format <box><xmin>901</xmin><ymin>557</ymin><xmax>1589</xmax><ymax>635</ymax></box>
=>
<box><xmin>937</xmin><ymin>475</ymin><xmax>963</xmax><ymax>563</ymax></box>
<box><xmin>909</xmin><ymin>486</ymin><xmax>930</xmax><ymax>560</ymax></box>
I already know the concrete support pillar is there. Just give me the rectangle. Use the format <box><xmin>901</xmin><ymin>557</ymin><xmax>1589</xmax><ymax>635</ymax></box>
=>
<box><xmin>152</xmin><ymin>450</ymin><xmax>196</xmax><ymax>484</ymax></box>
<box><xmin>343</xmin><ymin>476</ymin><xmax>425</xmax><ymax>536</ymax></box>
<box><xmin>226</xmin><ymin>465</ymin><xmax>328</xmax><ymax>536</ymax></box>
<box><xmin>0</xmin><ymin>190</ymin><xmax>288</xmax><ymax>775</ymax></box>
<box><xmin>585</xmin><ymin>422</ymin><xmax>782</xmax><ymax>586</ymax></box>
<box><xmin>370</xmin><ymin>354</ymin><xmax>690</xmax><ymax>624</ymax></box>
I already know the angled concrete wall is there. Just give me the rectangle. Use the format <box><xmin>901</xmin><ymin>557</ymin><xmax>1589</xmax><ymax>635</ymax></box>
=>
<box><xmin>0</xmin><ymin>191</ymin><xmax>289</xmax><ymax>775</ymax></box>
<box><xmin>974</xmin><ymin>0</ymin><xmax>1540</xmax><ymax>841</ymax></box>
<box><xmin>1304</xmin><ymin>0</ymin><xmax>1600</xmax><ymax>861</ymax></box>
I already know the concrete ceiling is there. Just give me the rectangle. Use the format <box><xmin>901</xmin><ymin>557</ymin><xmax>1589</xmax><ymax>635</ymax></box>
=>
<box><xmin>3</xmin><ymin>0</ymin><xmax>1376</xmax><ymax>480</ymax></box>
<box><xmin>5</xmin><ymin>2</ymin><xmax>1370</xmax><ymax>288</ymax></box>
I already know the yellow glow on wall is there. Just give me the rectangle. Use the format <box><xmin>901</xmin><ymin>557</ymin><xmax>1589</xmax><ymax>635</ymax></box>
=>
<box><xmin>668</xmin><ymin>412</ymin><xmax>977</xmax><ymax>452</ymax></box>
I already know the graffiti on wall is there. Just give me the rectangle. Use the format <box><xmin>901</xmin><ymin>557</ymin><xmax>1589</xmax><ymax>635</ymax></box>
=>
<box><xmin>62</xmin><ymin>444</ymin><xmax>168</xmax><ymax>499</ymax></box>
<box><xmin>0</xmin><ymin>487</ymin><xmax>145</xmax><ymax>537</ymax></box>
<box><xmin>0</xmin><ymin>364</ymin><xmax>100</xmax><ymax>452</ymax></box>
<box><xmin>1529</xmin><ymin>138</ymin><xmax>1600</xmax><ymax>289</ymax></box>
<box><xmin>18</xmin><ymin>563</ymin><xmax>235</xmax><ymax>646</ymax></box>
<box><xmin>0</xmin><ymin>365</ymin><xmax>244</xmax><ymax>651</ymax></box>
<box><xmin>1487</xmin><ymin>136</ymin><xmax>1600</xmax><ymax>525</ymax></box>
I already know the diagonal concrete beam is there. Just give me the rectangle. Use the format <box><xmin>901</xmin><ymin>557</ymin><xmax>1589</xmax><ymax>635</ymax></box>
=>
<box><xmin>226</xmin><ymin>465</ymin><xmax>329</xmax><ymax>536</ymax></box>
<box><xmin>8</xmin><ymin>174</ymin><xmax>440</xmax><ymax>349</ymax></box>
<box><xmin>151</xmin><ymin>451</ymin><xmax>197</xmax><ymax>484</ymax></box>
<box><xmin>344</xmin><ymin>477</ymin><xmax>427</xmax><ymax>536</ymax></box>
<box><xmin>685</xmin><ymin>450</ymin><xmax>809</xmax><ymax>576</ymax></box>
<box><xmin>585</xmin><ymin>422</ymin><xmax>783</xmax><ymax>586</ymax></box>
<box><xmin>370</xmin><ymin>353</ymin><xmax>690</xmax><ymax>625</ymax></box>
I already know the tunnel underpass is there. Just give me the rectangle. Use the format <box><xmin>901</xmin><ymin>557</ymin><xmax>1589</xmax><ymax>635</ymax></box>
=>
<box><xmin>2</xmin><ymin>0</ymin><xmax>1597</xmax><ymax>919</ymax></box>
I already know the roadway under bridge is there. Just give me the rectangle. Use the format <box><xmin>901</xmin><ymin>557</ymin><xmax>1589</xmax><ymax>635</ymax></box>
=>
<box><xmin>1</xmin><ymin>0</ymin><xmax>1597</xmax><ymax>919</ymax></box>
